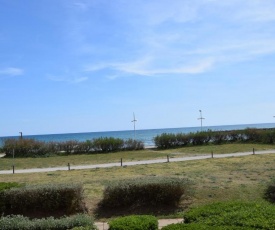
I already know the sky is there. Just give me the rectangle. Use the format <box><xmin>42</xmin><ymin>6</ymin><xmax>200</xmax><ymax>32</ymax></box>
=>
<box><xmin>1</xmin><ymin>0</ymin><xmax>275</xmax><ymax>136</ymax></box>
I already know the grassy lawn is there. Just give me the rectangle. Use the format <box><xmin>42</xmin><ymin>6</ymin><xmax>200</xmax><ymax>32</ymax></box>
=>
<box><xmin>0</xmin><ymin>144</ymin><xmax>275</xmax><ymax>220</ymax></box>
<box><xmin>0</xmin><ymin>143</ymin><xmax>274</xmax><ymax>170</ymax></box>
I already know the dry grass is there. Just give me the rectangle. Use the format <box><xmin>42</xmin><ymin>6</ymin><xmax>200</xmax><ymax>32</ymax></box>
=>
<box><xmin>0</xmin><ymin>143</ymin><xmax>273</xmax><ymax>170</ymax></box>
<box><xmin>1</xmin><ymin>149</ymin><xmax>275</xmax><ymax>220</ymax></box>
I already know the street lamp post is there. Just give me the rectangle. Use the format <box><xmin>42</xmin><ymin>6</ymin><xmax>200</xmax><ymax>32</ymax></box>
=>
<box><xmin>198</xmin><ymin>110</ymin><xmax>205</xmax><ymax>132</ymax></box>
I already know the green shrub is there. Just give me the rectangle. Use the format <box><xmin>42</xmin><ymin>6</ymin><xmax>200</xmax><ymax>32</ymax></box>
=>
<box><xmin>2</xmin><ymin>137</ymin><xmax>145</xmax><ymax>157</ymax></box>
<box><xmin>0</xmin><ymin>183</ymin><xmax>87</xmax><ymax>217</ymax></box>
<box><xmin>183</xmin><ymin>201</ymin><xmax>275</xmax><ymax>229</ymax></box>
<box><xmin>190</xmin><ymin>131</ymin><xmax>212</xmax><ymax>146</ymax></box>
<box><xmin>154</xmin><ymin>133</ymin><xmax>178</xmax><ymax>149</ymax></box>
<box><xmin>2</xmin><ymin>138</ymin><xmax>48</xmax><ymax>157</ymax></box>
<box><xmin>0</xmin><ymin>214</ymin><xmax>96</xmax><ymax>230</ymax></box>
<box><xmin>261</xmin><ymin>130</ymin><xmax>275</xmax><ymax>144</ymax></box>
<box><xmin>92</xmin><ymin>137</ymin><xmax>124</xmax><ymax>152</ymax></box>
<box><xmin>58</xmin><ymin>140</ymin><xmax>79</xmax><ymax>154</ymax></box>
<box><xmin>124</xmin><ymin>138</ymin><xmax>144</xmax><ymax>150</ymax></box>
<box><xmin>74</xmin><ymin>140</ymin><xmax>94</xmax><ymax>153</ymax></box>
<box><xmin>100</xmin><ymin>177</ymin><xmax>191</xmax><ymax>208</ymax></box>
<box><xmin>0</xmin><ymin>182</ymin><xmax>22</xmax><ymax>192</ymax></box>
<box><xmin>108</xmin><ymin>215</ymin><xmax>158</xmax><ymax>230</ymax></box>
<box><xmin>162</xmin><ymin>223</ymin><xmax>253</xmax><ymax>230</ymax></box>
<box><xmin>264</xmin><ymin>182</ymin><xmax>275</xmax><ymax>203</ymax></box>
<box><xmin>175</xmin><ymin>133</ymin><xmax>190</xmax><ymax>146</ymax></box>
<box><xmin>0</xmin><ymin>182</ymin><xmax>23</xmax><ymax>214</ymax></box>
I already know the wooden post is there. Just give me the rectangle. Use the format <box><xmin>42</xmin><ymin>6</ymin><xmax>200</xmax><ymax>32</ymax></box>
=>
<box><xmin>167</xmin><ymin>155</ymin><xmax>169</xmax><ymax>162</ymax></box>
<box><xmin>253</xmin><ymin>148</ymin><xmax>255</xmax><ymax>155</ymax></box>
<box><xmin>211</xmin><ymin>151</ymin><xmax>214</xmax><ymax>158</ymax></box>
<box><xmin>121</xmin><ymin>158</ymin><xmax>123</xmax><ymax>166</ymax></box>
<box><xmin>12</xmin><ymin>165</ymin><xmax>15</xmax><ymax>174</ymax></box>
<box><xmin>68</xmin><ymin>163</ymin><xmax>70</xmax><ymax>170</ymax></box>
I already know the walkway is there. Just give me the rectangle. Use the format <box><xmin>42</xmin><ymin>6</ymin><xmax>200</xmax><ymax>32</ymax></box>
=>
<box><xmin>95</xmin><ymin>218</ymin><xmax>183</xmax><ymax>230</ymax></box>
<box><xmin>0</xmin><ymin>150</ymin><xmax>275</xmax><ymax>175</ymax></box>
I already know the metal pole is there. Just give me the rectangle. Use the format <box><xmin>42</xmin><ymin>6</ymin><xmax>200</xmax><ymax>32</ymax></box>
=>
<box><xmin>198</xmin><ymin>110</ymin><xmax>205</xmax><ymax>132</ymax></box>
<box><xmin>132</xmin><ymin>113</ymin><xmax>137</xmax><ymax>140</ymax></box>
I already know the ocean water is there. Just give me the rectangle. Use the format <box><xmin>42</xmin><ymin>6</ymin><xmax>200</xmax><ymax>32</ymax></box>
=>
<box><xmin>1</xmin><ymin>123</ymin><xmax>275</xmax><ymax>147</ymax></box>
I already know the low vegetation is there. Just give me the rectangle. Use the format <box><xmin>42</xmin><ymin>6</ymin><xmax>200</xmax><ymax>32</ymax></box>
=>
<box><xmin>182</xmin><ymin>201</ymin><xmax>275</xmax><ymax>229</ymax></box>
<box><xmin>0</xmin><ymin>183</ymin><xmax>86</xmax><ymax>217</ymax></box>
<box><xmin>0</xmin><ymin>214</ymin><xmax>96</xmax><ymax>230</ymax></box>
<box><xmin>264</xmin><ymin>180</ymin><xmax>275</xmax><ymax>203</ymax></box>
<box><xmin>154</xmin><ymin>128</ymin><xmax>275</xmax><ymax>149</ymax></box>
<box><xmin>1</xmin><ymin>139</ymin><xmax>275</xmax><ymax>228</ymax></box>
<box><xmin>2</xmin><ymin>137</ymin><xmax>144</xmax><ymax>157</ymax></box>
<box><xmin>0</xmin><ymin>182</ymin><xmax>22</xmax><ymax>191</ymax></box>
<box><xmin>162</xmin><ymin>223</ymin><xmax>253</xmax><ymax>230</ymax></box>
<box><xmin>99</xmin><ymin>177</ymin><xmax>191</xmax><ymax>209</ymax></box>
<box><xmin>108</xmin><ymin>215</ymin><xmax>158</xmax><ymax>230</ymax></box>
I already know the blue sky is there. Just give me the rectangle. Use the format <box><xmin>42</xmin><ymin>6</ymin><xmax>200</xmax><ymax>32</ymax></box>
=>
<box><xmin>1</xmin><ymin>0</ymin><xmax>275</xmax><ymax>136</ymax></box>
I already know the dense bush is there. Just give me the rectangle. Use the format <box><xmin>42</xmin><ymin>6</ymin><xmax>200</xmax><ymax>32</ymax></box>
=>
<box><xmin>264</xmin><ymin>181</ymin><xmax>275</xmax><ymax>203</ymax></box>
<box><xmin>124</xmin><ymin>138</ymin><xmax>144</xmax><ymax>150</ymax></box>
<box><xmin>93</xmin><ymin>137</ymin><xmax>124</xmax><ymax>152</ymax></box>
<box><xmin>0</xmin><ymin>183</ymin><xmax>23</xmax><ymax>214</ymax></box>
<box><xmin>0</xmin><ymin>182</ymin><xmax>22</xmax><ymax>192</ymax></box>
<box><xmin>154</xmin><ymin>128</ymin><xmax>275</xmax><ymax>149</ymax></box>
<box><xmin>0</xmin><ymin>214</ymin><xmax>96</xmax><ymax>230</ymax></box>
<box><xmin>2</xmin><ymin>138</ymin><xmax>48</xmax><ymax>157</ymax></box>
<box><xmin>0</xmin><ymin>183</ymin><xmax>87</xmax><ymax>217</ymax></box>
<box><xmin>183</xmin><ymin>201</ymin><xmax>275</xmax><ymax>229</ymax></box>
<box><xmin>108</xmin><ymin>215</ymin><xmax>158</xmax><ymax>230</ymax></box>
<box><xmin>162</xmin><ymin>223</ymin><xmax>253</xmax><ymax>230</ymax></box>
<box><xmin>100</xmin><ymin>177</ymin><xmax>191</xmax><ymax>209</ymax></box>
<box><xmin>261</xmin><ymin>129</ymin><xmax>275</xmax><ymax>144</ymax></box>
<box><xmin>2</xmin><ymin>137</ymin><xmax>144</xmax><ymax>157</ymax></box>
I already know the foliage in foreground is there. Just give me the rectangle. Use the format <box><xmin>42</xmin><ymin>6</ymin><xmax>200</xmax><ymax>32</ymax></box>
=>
<box><xmin>0</xmin><ymin>214</ymin><xmax>96</xmax><ymax>230</ymax></box>
<box><xmin>99</xmin><ymin>177</ymin><xmax>191</xmax><ymax>209</ymax></box>
<box><xmin>2</xmin><ymin>137</ymin><xmax>144</xmax><ymax>157</ymax></box>
<box><xmin>162</xmin><ymin>223</ymin><xmax>253</xmax><ymax>230</ymax></box>
<box><xmin>0</xmin><ymin>182</ymin><xmax>22</xmax><ymax>192</ymax></box>
<box><xmin>108</xmin><ymin>215</ymin><xmax>158</xmax><ymax>230</ymax></box>
<box><xmin>0</xmin><ymin>183</ymin><xmax>87</xmax><ymax>217</ymax></box>
<box><xmin>264</xmin><ymin>180</ymin><xmax>275</xmax><ymax>203</ymax></box>
<box><xmin>183</xmin><ymin>201</ymin><xmax>275</xmax><ymax>229</ymax></box>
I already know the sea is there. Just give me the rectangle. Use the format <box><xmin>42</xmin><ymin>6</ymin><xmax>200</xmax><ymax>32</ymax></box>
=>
<box><xmin>1</xmin><ymin>123</ymin><xmax>275</xmax><ymax>147</ymax></box>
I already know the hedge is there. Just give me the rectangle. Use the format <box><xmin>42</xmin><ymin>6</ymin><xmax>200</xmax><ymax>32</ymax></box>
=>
<box><xmin>0</xmin><ymin>182</ymin><xmax>22</xmax><ymax>192</ymax></box>
<box><xmin>0</xmin><ymin>183</ymin><xmax>87</xmax><ymax>217</ymax></box>
<box><xmin>2</xmin><ymin>137</ymin><xmax>144</xmax><ymax>157</ymax></box>
<box><xmin>183</xmin><ymin>201</ymin><xmax>275</xmax><ymax>229</ymax></box>
<box><xmin>154</xmin><ymin>128</ymin><xmax>275</xmax><ymax>149</ymax></box>
<box><xmin>108</xmin><ymin>215</ymin><xmax>158</xmax><ymax>230</ymax></box>
<box><xmin>100</xmin><ymin>177</ymin><xmax>191</xmax><ymax>209</ymax></box>
<box><xmin>161</xmin><ymin>223</ymin><xmax>254</xmax><ymax>230</ymax></box>
<box><xmin>264</xmin><ymin>180</ymin><xmax>275</xmax><ymax>203</ymax></box>
<box><xmin>0</xmin><ymin>214</ymin><xmax>96</xmax><ymax>230</ymax></box>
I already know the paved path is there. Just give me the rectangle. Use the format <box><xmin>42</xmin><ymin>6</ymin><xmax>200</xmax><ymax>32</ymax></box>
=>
<box><xmin>95</xmin><ymin>218</ymin><xmax>183</xmax><ymax>230</ymax></box>
<box><xmin>0</xmin><ymin>150</ymin><xmax>275</xmax><ymax>175</ymax></box>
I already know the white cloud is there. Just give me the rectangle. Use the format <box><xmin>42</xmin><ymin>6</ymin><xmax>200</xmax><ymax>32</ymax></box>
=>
<box><xmin>85</xmin><ymin>57</ymin><xmax>215</xmax><ymax>77</ymax></box>
<box><xmin>47</xmin><ymin>74</ymin><xmax>88</xmax><ymax>83</ymax></box>
<box><xmin>0</xmin><ymin>67</ymin><xmax>24</xmax><ymax>76</ymax></box>
<box><xmin>72</xmin><ymin>0</ymin><xmax>91</xmax><ymax>11</ymax></box>
<box><xmin>65</xmin><ymin>0</ymin><xmax>275</xmax><ymax>80</ymax></box>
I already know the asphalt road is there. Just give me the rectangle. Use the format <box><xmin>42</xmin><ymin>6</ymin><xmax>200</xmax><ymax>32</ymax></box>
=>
<box><xmin>0</xmin><ymin>150</ymin><xmax>275</xmax><ymax>175</ymax></box>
